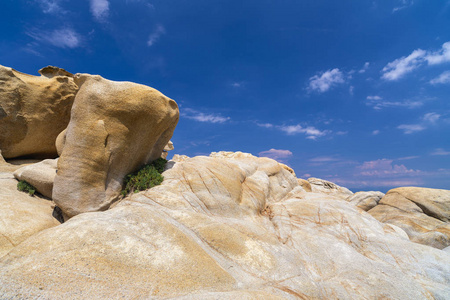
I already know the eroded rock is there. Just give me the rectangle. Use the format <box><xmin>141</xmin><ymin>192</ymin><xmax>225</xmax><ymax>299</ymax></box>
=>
<box><xmin>53</xmin><ymin>73</ymin><xmax>179</xmax><ymax>218</ymax></box>
<box><xmin>13</xmin><ymin>159</ymin><xmax>58</xmax><ymax>198</ymax></box>
<box><xmin>1</xmin><ymin>154</ymin><xmax>449</xmax><ymax>299</ymax></box>
<box><xmin>307</xmin><ymin>177</ymin><xmax>353</xmax><ymax>199</ymax></box>
<box><xmin>346</xmin><ymin>191</ymin><xmax>385</xmax><ymax>211</ymax></box>
<box><xmin>0</xmin><ymin>65</ymin><xmax>78</xmax><ymax>158</ymax></box>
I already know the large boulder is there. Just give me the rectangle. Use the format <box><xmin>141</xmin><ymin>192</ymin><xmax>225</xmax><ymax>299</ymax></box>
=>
<box><xmin>0</xmin><ymin>65</ymin><xmax>78</xmax><ymax>158</ymax></box>
<box><xmin>1</xmin><ymin>153</ymin><xmax>449</xmax><ymax>299</ymax></box>
<box><xmin>368</xmin><ymin>187</ymin><xmax>450</xmax><ymax>249</ymax></box>
<box><xmin>13</xmin><ymin>159</ymin><xmax>58</xmax><ymax>198</ymax></box>
<box><xmin>53</xmin><ymin>73</ymin><xmax>179</xmax><ymax>218</ymax></box>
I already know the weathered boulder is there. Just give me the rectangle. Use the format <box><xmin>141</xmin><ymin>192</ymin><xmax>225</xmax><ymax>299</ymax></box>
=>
<box><xmin>0</xmin><ymin>65</ymin><xmax>78</xmax><ymax>158</ymax></box>
<box><xmin>161</xmin><ymin>140</ymin><xmax>174</xmax><ymax>159</ymax></box>
<box><xmin>1</xmin><ymin>153</ymin><xmax>449</xmax><ymax>299</ymax></box>
<box><xmin>0</xmin><ymin>169</ymin><xmax>60</xmax><ymax>258</ymax></box>
<box><xmin>368</xmin><ymin>187</ymin><xmax>450</xmax><ymax>249</ymax></box>
<box><xmin>13</xmin><ymin>159</ymin><xmax>58</xmax><ymax>198</ymax></box>
<box><xmin>53</xmin><ymin>73</ymin><xmax>179</xmax><ymax>218</ymax></box>
<box><xmin>307</xmin><ymin>177</ymin><xmax>353</xmax><ymax>199</ymax></box>
<box><xmin>346</xmin><ymin>191</ymin><xmax>385</xmax><ymax>211</ymax></box>
<box><xmin>297</xmin><ymin>178</ymin><xmax>312</xmax><ymax>192</ymax></box>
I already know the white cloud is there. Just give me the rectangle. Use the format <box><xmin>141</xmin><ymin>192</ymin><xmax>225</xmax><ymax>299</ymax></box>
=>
<box><xmin>182</xmin><ymin>108</ymin><xmax>230</xmax><ymax>124</ymax></box>
<box><xmin>431</xmin><ymin>148</ymin><xmax>450</xmax><ymax>156</ymax></box>
<box><xmin>308</xmin><ymin>68</ymin><xmax>345</xmax><ymax>93</ymax></box>
<box><xmin>366</xmin><ymin>96</ymin><xmax>423</xmax><ymax>110</ymax></box>
<box><xmin>359</xmin><ymin>62</ymin><xmax>370</xmax><ymax>73</ymax></box>
<box><xmin>430</xmin><ymin>71</ymin><xmax>450</xmax><ymax>85</ymax></box>
<box><xmin>309</xmin><ymin>156</ymin><xmax>340</xmax><ymax>163</ymax></box>
<box><xmin>147</xmin><ymin>25</ymin><xmax>166</xmax><ymax>47</ymax></box>
<box><xmin>279</xmin><ymin>124</ymin><xmax>329</xmax><ymax>139</ymax></box>
<box><xmin>372</xmin><ymin>130</ymin><xmax>380</xmax><ymax>135</ymax></box>
<box><xmin>27</xmin><ymin>28</ymin><xmax>81</xmax><ymax>49</ymax></box>
<box><xmin>425</xmin><ymin>42</ymin><xmax>450</xmax><ymax>65</ymax></box>
<box><xmin>349</xmin><ymin>86</ymin><xmax>354</xmax><ymax>95</ymax></box>
<box><xmin>422</xmin><ymin>112</ymin><xmax>440</xmax><ymax>123</ymax></box>
<box><xmin>397</xmin><ymin>124</ymin><xmax>426</xmax><ymax>134</ymax></box>
<box><xmin>357</xmin><ymin>158</ymin><xmax>420</xmax><ymax>176</ymax></box>
<box><xmin>258</xmin><ymin>149</ymin><xmax>293</xmax><ymax>163</ymax></box>
<box><xmin>381</xmin><ymin>42</ymin><xmax>450</xmax><ymax>81</ymax></box>
<box><xmin>90</xmin><ymin>0</ymin><xmax>109</xmax><ymax>22</ymax></box>
<box><xmin>381</xmin><ymin>49</ymin><xmax>426</xmax><ymax>80</ymax></box>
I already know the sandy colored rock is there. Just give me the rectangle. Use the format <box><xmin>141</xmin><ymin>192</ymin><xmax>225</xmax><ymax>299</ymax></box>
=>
<box><xmin>161</xmin><ymin>140</ymin><xmax>174</xmax><ymax>159</ymax></box>
<box><xmin>55</xmin><ymin>128</ymin><xmax>67</xmax><ymax>156</ymax></box>
<box><xmin>0</xmin><ymin>172</ymin><xmax>60</xmax><ymax>258</ymax></box>
<box><xmin>13</xmin><ymin>159</ymin><xmax>57</xmax><ymax>198</ymax></box>
<box><xmin>346</xmin><ymin>191</ymin><xmax>384</xmax><ymax>211</ymax></box>
<box><xmin>1</xmin><ymin>153</ymin><xmax>449</xmax><ymax>299</ymax></box>
<box><xmin>368</xmin><ymin>187</ymin><xmax>450</xmax><ymax>249</ymax></box>
<box><xmin>0</xmin><ymin>65</ymin><xmax>78</xmax><ymax>158</ymax></box>
<box><xmin>297</xmin><ymin>178</ymin><xmax>312</xmax><ymax>192</ymax></box>
<box><xmin>307</xmin><ymin>177</ymin><xmax>353</xmax><ymax>199</ymax></box>
<box><xmin>53</xmin><ymin>73</ymin><xmax>179</xmax><ymax>218</ymax></box>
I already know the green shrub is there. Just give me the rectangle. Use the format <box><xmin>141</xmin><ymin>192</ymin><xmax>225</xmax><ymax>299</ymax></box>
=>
<box><xmin>17</xmin><ymin>180</ymin><xmax>36</xmax><ymax>196</ymax></box>
<box><xmin>121</xmin><ymin>158</ymin><xmax>167</xmax><ymax>196</ymax></box>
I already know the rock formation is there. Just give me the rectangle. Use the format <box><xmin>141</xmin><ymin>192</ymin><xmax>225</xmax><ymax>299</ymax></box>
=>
<box><xmin>307</xmin><ymin>177</ymin><xmax>354</xmax><ymax>199</ymax></box>
<box><xmin>368</xmin><ymin>187</ymin><xmax>450</xmax><ymax>249</ymax></box>
<box><xmin>0</xmin><ymin>152</ymin><xmax>449</xmax><ymax>299</ymax></box>
<box><xmin>52</xmin><ymin>73</ymin><xmax>179</xmax><ymax>218</ymax></box>
<box><xmin>346</xmin><ymin>191</ymin><xmax>385</xmax><ymax>211</ymax></box>
<box><xmin>13</xmin><ymin>158</ymin><xmax>58</xmax><ymax>198</ymax></box>
<box><xmin>0</xmin><ymin>65</ymin><xmax>78</xmax><ymax>158</ymax></box>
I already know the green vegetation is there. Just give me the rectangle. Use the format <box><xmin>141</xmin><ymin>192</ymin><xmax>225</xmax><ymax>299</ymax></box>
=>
<box><xmin>121</xmin><ymin>158</ymin><xmax>167</xmax><ymax>196</ymax></box>
<box><xmin>17</xmin><ymin>180</ymin><xmax>36</xmax><ymax>196</ymax></box>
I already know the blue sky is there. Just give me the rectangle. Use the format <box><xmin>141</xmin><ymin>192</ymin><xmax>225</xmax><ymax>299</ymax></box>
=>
<box><xmin>1</xmin><ymin>0</ymin><xmax>450</xmax><ymax>192</ymax></box>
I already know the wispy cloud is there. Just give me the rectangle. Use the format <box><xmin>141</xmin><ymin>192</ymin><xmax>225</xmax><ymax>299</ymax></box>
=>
<box><xmin>147</xmin><ymin>24</ymin><xmax>166</xmax><ymax>47</ymax></box>
<box><xmin>27</xmin><ymin>27</ymin><xmax>82</xmax><ymax>48</ymax></box>
<box><xmin>90</xmin><ymin>0</ymin><xmax>109</xmax><ymax>22</ymax></box>
<box><xmin>35</xmin><ymin>0</ymin><xmax>65</xmax><ymax>14</ymax></box>
<box><xmin>258</xmin><ymin>149</ymin><xmax>293</xmax><ymax>163</ymax></box>
<box><xmin>359</xmin><ymin>62</ymin><xmax>370</xmax><ymax>73</ymax></box>
<box><xmin>393</xmin><ymin>0</ymin><xmax>414</xmax><ymax>12</ymax></box>
<box><xmin>308</xmin><ymin>68</ymin><xmax>345</xmax><ymax>93</ymax></box>
<box><xmin>422</xmin><ymin>112</ymin><xmax>440</xmax><ymax>123</ymax></box>
<box><xmin>397</xmin><ymin>124</ymin><xmax>426</xmax><ymax>134</ymax></box>
<box><xmin>357</xmin><ymin>158</ymin><xmax>420</xmax><ymax>176</ymax></box>
<box><xmin>381</xmin><ymin>41</ymin><xmax>450</xmax><ymax>81</ymax></box>
<box><xmin>366</xmin><ymin>95</ymin><xmax>423</xmax><ymax>110</ymax></box>
<box><xmin>256</xmin><ymin>123</ymin><xmax>274</xmax><ymax>128</ymax></box>
<box><xmin>430</xmin><ymin>71</ymin><xmax>450</xmax><ymax>85</ymax></box>
<box><xmin>381</xmin><ymin>49</ymin><xmax>426</xmax><ymax>80</ymax></box>
<box><xmin>309</xmin><ymin>156</ymin><xmax>340</xmax><ymax>163</ymax></box>
<box><xmin>372</xmin><ymin>130</ymin><xmax>380</xmax><ymax>135</ymax></box>
<box><xmin>182</xmin><ymin>108</ymin><xmax>230</xmax><ymax>124</ymax></box>
<box><xmin>431</xmin><ymin>148</ymin><xmax>450</xmax><ymax>156</ymax></box>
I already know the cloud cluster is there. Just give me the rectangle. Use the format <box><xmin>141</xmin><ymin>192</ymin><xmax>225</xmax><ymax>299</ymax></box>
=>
<box><xmin>357</xmin><ymin>159</ymin><xmax>420</xmax><ymax>177</ymax></box>
<box><xmin>308</xmin><ymin>68</ymin><xmax>345</xmax><ymax>93</ymax></box>
<box><xmin>182</xmin><ymin>108</ymin><xmax>230</xmax><ymax>124</ymax></box>
<box><xmin>381</xmin><ymin>41</ymin><xmax>450</xmax><ymax>81</ymax></box>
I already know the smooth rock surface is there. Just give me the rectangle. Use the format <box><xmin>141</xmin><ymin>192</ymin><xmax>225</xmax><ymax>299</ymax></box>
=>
<box><xmin>0</xmin><ymin>65</ymin><xmax>78</xmax><ymax>158</ymax></box>
<box><xmin>0</xmin><ymin>169</ymin><xmax>60</xmax><ymax>258</ymax></box>
<box><xmin>1</xmin><ymin>153</ymin><xmax>449</xmax><ymax>299</ymax></box>
<box><xmin>368</xmin><ymin>187</ymin><xmax>450</xmax><ymax>249</ymax></box>
<box><xmin>13</xmin><ymin>159</ymin><xmax>57</xmax><ymax>198</ymax></box>
<box><xmin>346</xmin><ymin>191</ymin><xmax>385</xmax><ymax>211</ymax></box>
<box><xmin>307</xmin><ymin>177</ymin><xmax>353</xmax><ymax>199</ymax></box>
<box><xmin>53</xmin><ymin>73</ymin><xmax>179</xmax><ymax>218</ymax></box>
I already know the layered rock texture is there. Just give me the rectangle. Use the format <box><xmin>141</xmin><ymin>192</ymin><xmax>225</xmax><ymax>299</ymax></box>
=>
<box><xmin>52</xmin><ymin>73</ymin><xmax>179</xmax><ymax>218</ymax></box>
<box><xmin>0</xmin><ymin>65</ymin><xmax>78</xmax><ymax>158</ymax></box>
<box><xmin>368</xmin><ymin>187</ymin><xmax>450</xmax><ymax>249</ymax></box>
<box><xmin>1</xmin><ymin>152</ymin><xmax>449</xmax><ymax>299</ymax></box>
